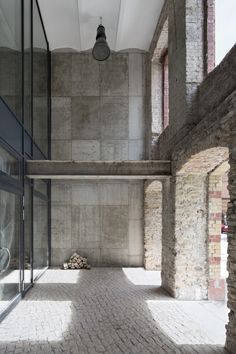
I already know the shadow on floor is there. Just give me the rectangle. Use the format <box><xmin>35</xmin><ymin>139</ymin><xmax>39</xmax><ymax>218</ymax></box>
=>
<box><xmin>0</xmin><ymin>268</ymin><xmax>229</xmax><ymax>354</ymax></box>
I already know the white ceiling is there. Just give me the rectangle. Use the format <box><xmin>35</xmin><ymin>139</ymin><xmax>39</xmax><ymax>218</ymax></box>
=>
<box><xmin>38</xmin><ymin>0</ymin><xmax>165</xmax><ymax>52</ymax></box>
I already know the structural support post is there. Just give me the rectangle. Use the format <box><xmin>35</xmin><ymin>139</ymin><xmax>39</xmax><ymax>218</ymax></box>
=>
<box><xmin>144</xmin><ymin>180</ymin><xmax>162</xmax><ymax>270</ymax></box>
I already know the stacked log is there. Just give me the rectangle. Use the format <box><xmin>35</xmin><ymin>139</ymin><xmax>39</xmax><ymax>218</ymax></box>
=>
<box><xmin>63</xmin><ymin>252</ymin><xmax>91</xmax><ymax>270</ymax></box>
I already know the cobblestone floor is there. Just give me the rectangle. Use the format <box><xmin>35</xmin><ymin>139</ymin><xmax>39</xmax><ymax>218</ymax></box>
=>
<box><xmin>0</xmin><ymin>268</ymin><xmax>229</xmax><ymax>354</ymax></box>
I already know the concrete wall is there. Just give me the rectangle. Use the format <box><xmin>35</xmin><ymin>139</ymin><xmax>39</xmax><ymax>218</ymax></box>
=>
<box><xmin>51</xmin><ymin>50</ymin><xmax>146</xmax><ymax>266</ymax></box>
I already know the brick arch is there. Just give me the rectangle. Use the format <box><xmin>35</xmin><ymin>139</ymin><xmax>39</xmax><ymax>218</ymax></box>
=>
<box><xmin>175</xmin><ymin>147</ymin><xmax>229</xmax><ymax>175</ymax></box>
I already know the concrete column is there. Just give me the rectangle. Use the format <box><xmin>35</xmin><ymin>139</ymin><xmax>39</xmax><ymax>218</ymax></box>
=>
<box><xmin>208</xmin><ymin>174</ymin><xmax>225</xmax><ymax>300</ymax></box>
<box><xmin>162</xmin><ymin>174</ymin><xmax>208</xmax><ymax>299</ymax></box>
<box><xmin>226</xmin><ymin>133</ymin><xmax>236</xmax><ymax>352</ymax></box>
<box><xmin>144</xmin><ymin>180</ymin><xmax>162</xmax><ymax>270</ymax></box>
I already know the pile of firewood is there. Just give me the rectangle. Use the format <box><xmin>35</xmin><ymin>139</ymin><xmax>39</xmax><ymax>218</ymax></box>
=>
<box><xmin>63</xmin><ymin>252</ymin><xmax>91</xmax><ymax>270</ymax></box>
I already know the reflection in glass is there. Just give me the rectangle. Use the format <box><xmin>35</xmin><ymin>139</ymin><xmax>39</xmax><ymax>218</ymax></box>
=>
<box><xmin>33</xmin><ymin>0</ymin><xmax>48</xmax><ymax>157</ymax></box>
<box><xmin>0</xmin><ymin>190</ymin><xmax>20</xmax><ymax>313</ymax></box>
<box><xmin>0</xmin><ymin>146</ymin><xmax>19</xmax><ymax>179</ymax></box>
<box><xmin>24</xmin><ymin>0</ymin><xmax>31</xmax><ymax>133</ymax></box>
<box><xmin>0</xmin><ymin>0</ymin><xmax>22</xmax><ymax>119</ymax></box>
<box><xmin>33</xmin><ymin>194</ymin><xmax>48</xmax><ymax>279</ymax></box>
<box><xmin>24</xmin><ymin>183</ymin><xmax>32</xmax><ymax>286</ymax></box>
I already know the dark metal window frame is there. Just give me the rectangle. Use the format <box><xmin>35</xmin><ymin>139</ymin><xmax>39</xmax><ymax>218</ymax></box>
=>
<box><xmin>0</xmin><ymin>0</ymin><xmax>51</xmax><ymax>319</ymax></box>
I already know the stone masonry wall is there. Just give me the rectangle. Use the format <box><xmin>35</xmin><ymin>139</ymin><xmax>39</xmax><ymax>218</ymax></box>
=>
<box><xmin>144</xmin><ymin>181</ymin><xmax>162</xmax><ymax>270</ymax></box>
<box><xmin>51</xmin><ymin>50</ymin><xmax>146</xmax><ymax>266</ymax></box>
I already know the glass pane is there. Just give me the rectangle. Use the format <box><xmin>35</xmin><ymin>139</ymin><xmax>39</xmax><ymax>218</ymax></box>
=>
<box><xmin>33</xmin><ymin>1</ymin><xmax>48</xmax><ymax>157</ymax></box>
<box><xmin>24</xmin><ymin>182</ymin><xmax>32</xmax><ymax>286</ymax></box>
<box><xmin>0</xmin><ymin>146</ymin><xmax>19</xmax><ymax>179</ymax></box>
<box><xmin>0</xmin><ymin>189</ymin><xmax>20</xmax><ymax>313</ymax></box>
<box><xmin>33</xmin><ymin>194</ymin><xmax>48</xmax><ymax>279</ymax></box>
<box><xmin>24</xmin><ymin>0</ymin><xmax>31</xmax><ymax>133</ymax></box>
<box><xmin>0</xmin><ymin>0</ymin><xmax>22</xmax><ymax>119</ymax></box>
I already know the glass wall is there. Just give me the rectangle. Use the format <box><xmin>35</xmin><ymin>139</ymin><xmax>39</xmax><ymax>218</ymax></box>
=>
<box><xmin>0</xmin><ymin>0</ymin><xmax>22</xmax><ymax>119</ymax></box>
<box><xmin>0</xmin><ymin>189</ymin><xmax>20</xmax><ymax>313</ymax></box>
<box><xmin>33</xmin><ymin>1</ymin><xmax>49</xmax><ymax>157</ymax></box>
<box><xmin>0</xmin><ymin>0</ymin><xmax>51</xmax><ymax>317</ymax></box>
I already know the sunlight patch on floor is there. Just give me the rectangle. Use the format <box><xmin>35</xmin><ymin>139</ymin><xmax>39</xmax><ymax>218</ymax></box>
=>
<box><xmin>122</xmin><ymin>267</ymin><xmax>161</xmax><ymax>286</ymax></box>
<box><xmin>36</xmin><ymin>269</ymin><xmax>81</xmax><ymax>284</ymax></box>
<box><xmin>0</xmin><ymin>300</ymin><xmax>72</xmax><ymax>341</ymax></box>
<box><xmin>147</xmin><ymin>300</ymin><xmax>228</xmax><ymax>345</ymax></box>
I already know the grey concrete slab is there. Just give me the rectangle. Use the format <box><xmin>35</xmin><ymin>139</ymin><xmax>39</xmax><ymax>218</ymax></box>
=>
<box><xmin>71</xmin><ymin>206</ymin><xmax>100</xmax><ymax>248</ymax></box>
<box><xmin>99</xmin><ymin>183</ymin><xmax>129</xmax><ymax>205</ymax></box>
<box><xmin>129</xmin><ymin>139</ymin><xmax>145</xmax><ymax>160</ymax></box>
<box><xmin>27</xmin><ymin>160</ymin><xmax>172</xmax><ymax>178</ymax></box>
<box><xmin>51</xmin><ymin>181</ymin><xmax>72</xmax><ymax>204</ymax></box>
<box><xmin>72</xmin><ymin>53</ymin><xmax>99</xmax><ymax>96</ymax></box>
<box><xmin>100</xmin><ymin>249</ymin><xmax>129</xmax><ymax>266</ymax></box>
<box><xmin>72</xmin><ymin>140</ymin><xmax>100</xmax><ymax>161</ymax></box>
<box><xmin>71</xmin><ymin>182</ymin><xmax>99</xmax><ymax>205</ymax></box>
<box><xmin>100</xmin><ymin>53</ymin><xmax>129</xmax><ymax>96</ymax></box>
<box><xmin>129</xmin><ymin>182</ymin><xmax>144</xmax><ymax>220</ymax></box>
<box><xmin>129</xmin><ymin>53</ymin><xmax>145</xmax><ymax>96</ymax></box>
<box><xmin>51</xmin><ymin>53</ymin><xmax>72</xmax><ymax>96</ymax></box>
<box><xmin>101</xmin><ymin>97</ymin><xmax>129</xmax><ymax>140</ymax></box>
<box><xmin>128</xmin><ymin>219</ymin><xmax>144</xmax><ymax>256</ymax></box>
<box><xmin>101</xmin><ymin>140</ymin><xmax>129</xmax><ymax>161</ymax></box>
<box><xmin>51</xmin><ymin>205</ymin><xmax>72</xmax><ymax>249</ymax></box>
<box><xmin>101</xmin><ymin>206</ymin><xmax>129</xmax><ymax>249</ymax></box>
<box><xmin>71</xmin><ymin>97</ymin><xmax>100</xmax><ymax>139</ymax></box>
<box><xmin>129</xmin><ymin>96</ymin><xmax>145</xmax><ymax>139</ymax></box>
<box><xmin>51</xmin><ymin>140</ymin><xmax>72</xmax><ymax>160</ymax></box>
<box><xmin>129</xmin><ymin>255</ymin><xmax>144</xmax><ymax>267</ymax></box>
<box><xmin>51</xmin><ymin>97</ymin><xmax>71</xmax><ymax>140</ymax></box>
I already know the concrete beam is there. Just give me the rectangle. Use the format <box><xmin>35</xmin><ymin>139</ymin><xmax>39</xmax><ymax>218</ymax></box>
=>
<box><xmin>26</xmin><ymin>160</ymin><xmax>171</xmax><ymax>180</ymax></box>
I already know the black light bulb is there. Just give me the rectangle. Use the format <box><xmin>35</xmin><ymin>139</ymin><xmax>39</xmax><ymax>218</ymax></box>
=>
<box><xmin>92</xmin><ymin>24</ymin><xmax>110</xmax><ymax>61</ymax></box>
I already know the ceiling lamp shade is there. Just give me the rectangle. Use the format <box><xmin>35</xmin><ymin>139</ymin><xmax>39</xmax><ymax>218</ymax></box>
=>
<box><xmin>92</xmin><ymin>19</ymin><xmax>110</xmax><ymax>61</ymax></box>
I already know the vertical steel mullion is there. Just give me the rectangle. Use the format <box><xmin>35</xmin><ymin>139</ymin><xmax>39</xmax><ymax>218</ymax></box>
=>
<box><xmin>30</xmin><ymin>0</ymin><xmax>34</xmax><ymax>284</ymax></box>
<box><xmin>20</xmin><ymin>0</ymin><xmax>25</xmax><ymax>294</ymax></box>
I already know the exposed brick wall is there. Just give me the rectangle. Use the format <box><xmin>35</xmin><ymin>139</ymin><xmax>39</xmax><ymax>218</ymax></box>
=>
<box><xmin>208</xmin><ymin>174</ymin><xmax>225</xmax><ymax>300</ymax></box>
<box><xmin>204</xmin><ymin>0</ymin><xmax>215</xmax><ymax>74</ymax></box>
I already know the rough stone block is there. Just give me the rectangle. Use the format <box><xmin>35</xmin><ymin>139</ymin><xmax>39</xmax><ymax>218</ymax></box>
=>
<box><xmin>101</xmin><ymin>97</ymin><xmax>129</xmax><ymax>140</ymax></box>
<box><xmin>101</xmin><ymin>206</ymin><xmax>128</xmax><ymax>248</ymax></box>
<box><xmin>71</xmin><ymin>97</ymin><xmax>100</xmax><ymax>139</ymax></box>
<box><xmin>72</xmin><ymin>140</ymin><xmax>100</xmax><ymax>161</ymax></box>
<box><xmin>51</xmin><ymin>97</ymin><xmax>71</xmax><ymax>140</ymax></box>
<box><xmin>100</xmin><ymin>53</ymin><xmax>128</xmax><ymax>96</ymax></box>
<box><xmin>72</xmin><ymin>53</ymin><xmax>99</xmax><ymax>96</ymax></box>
